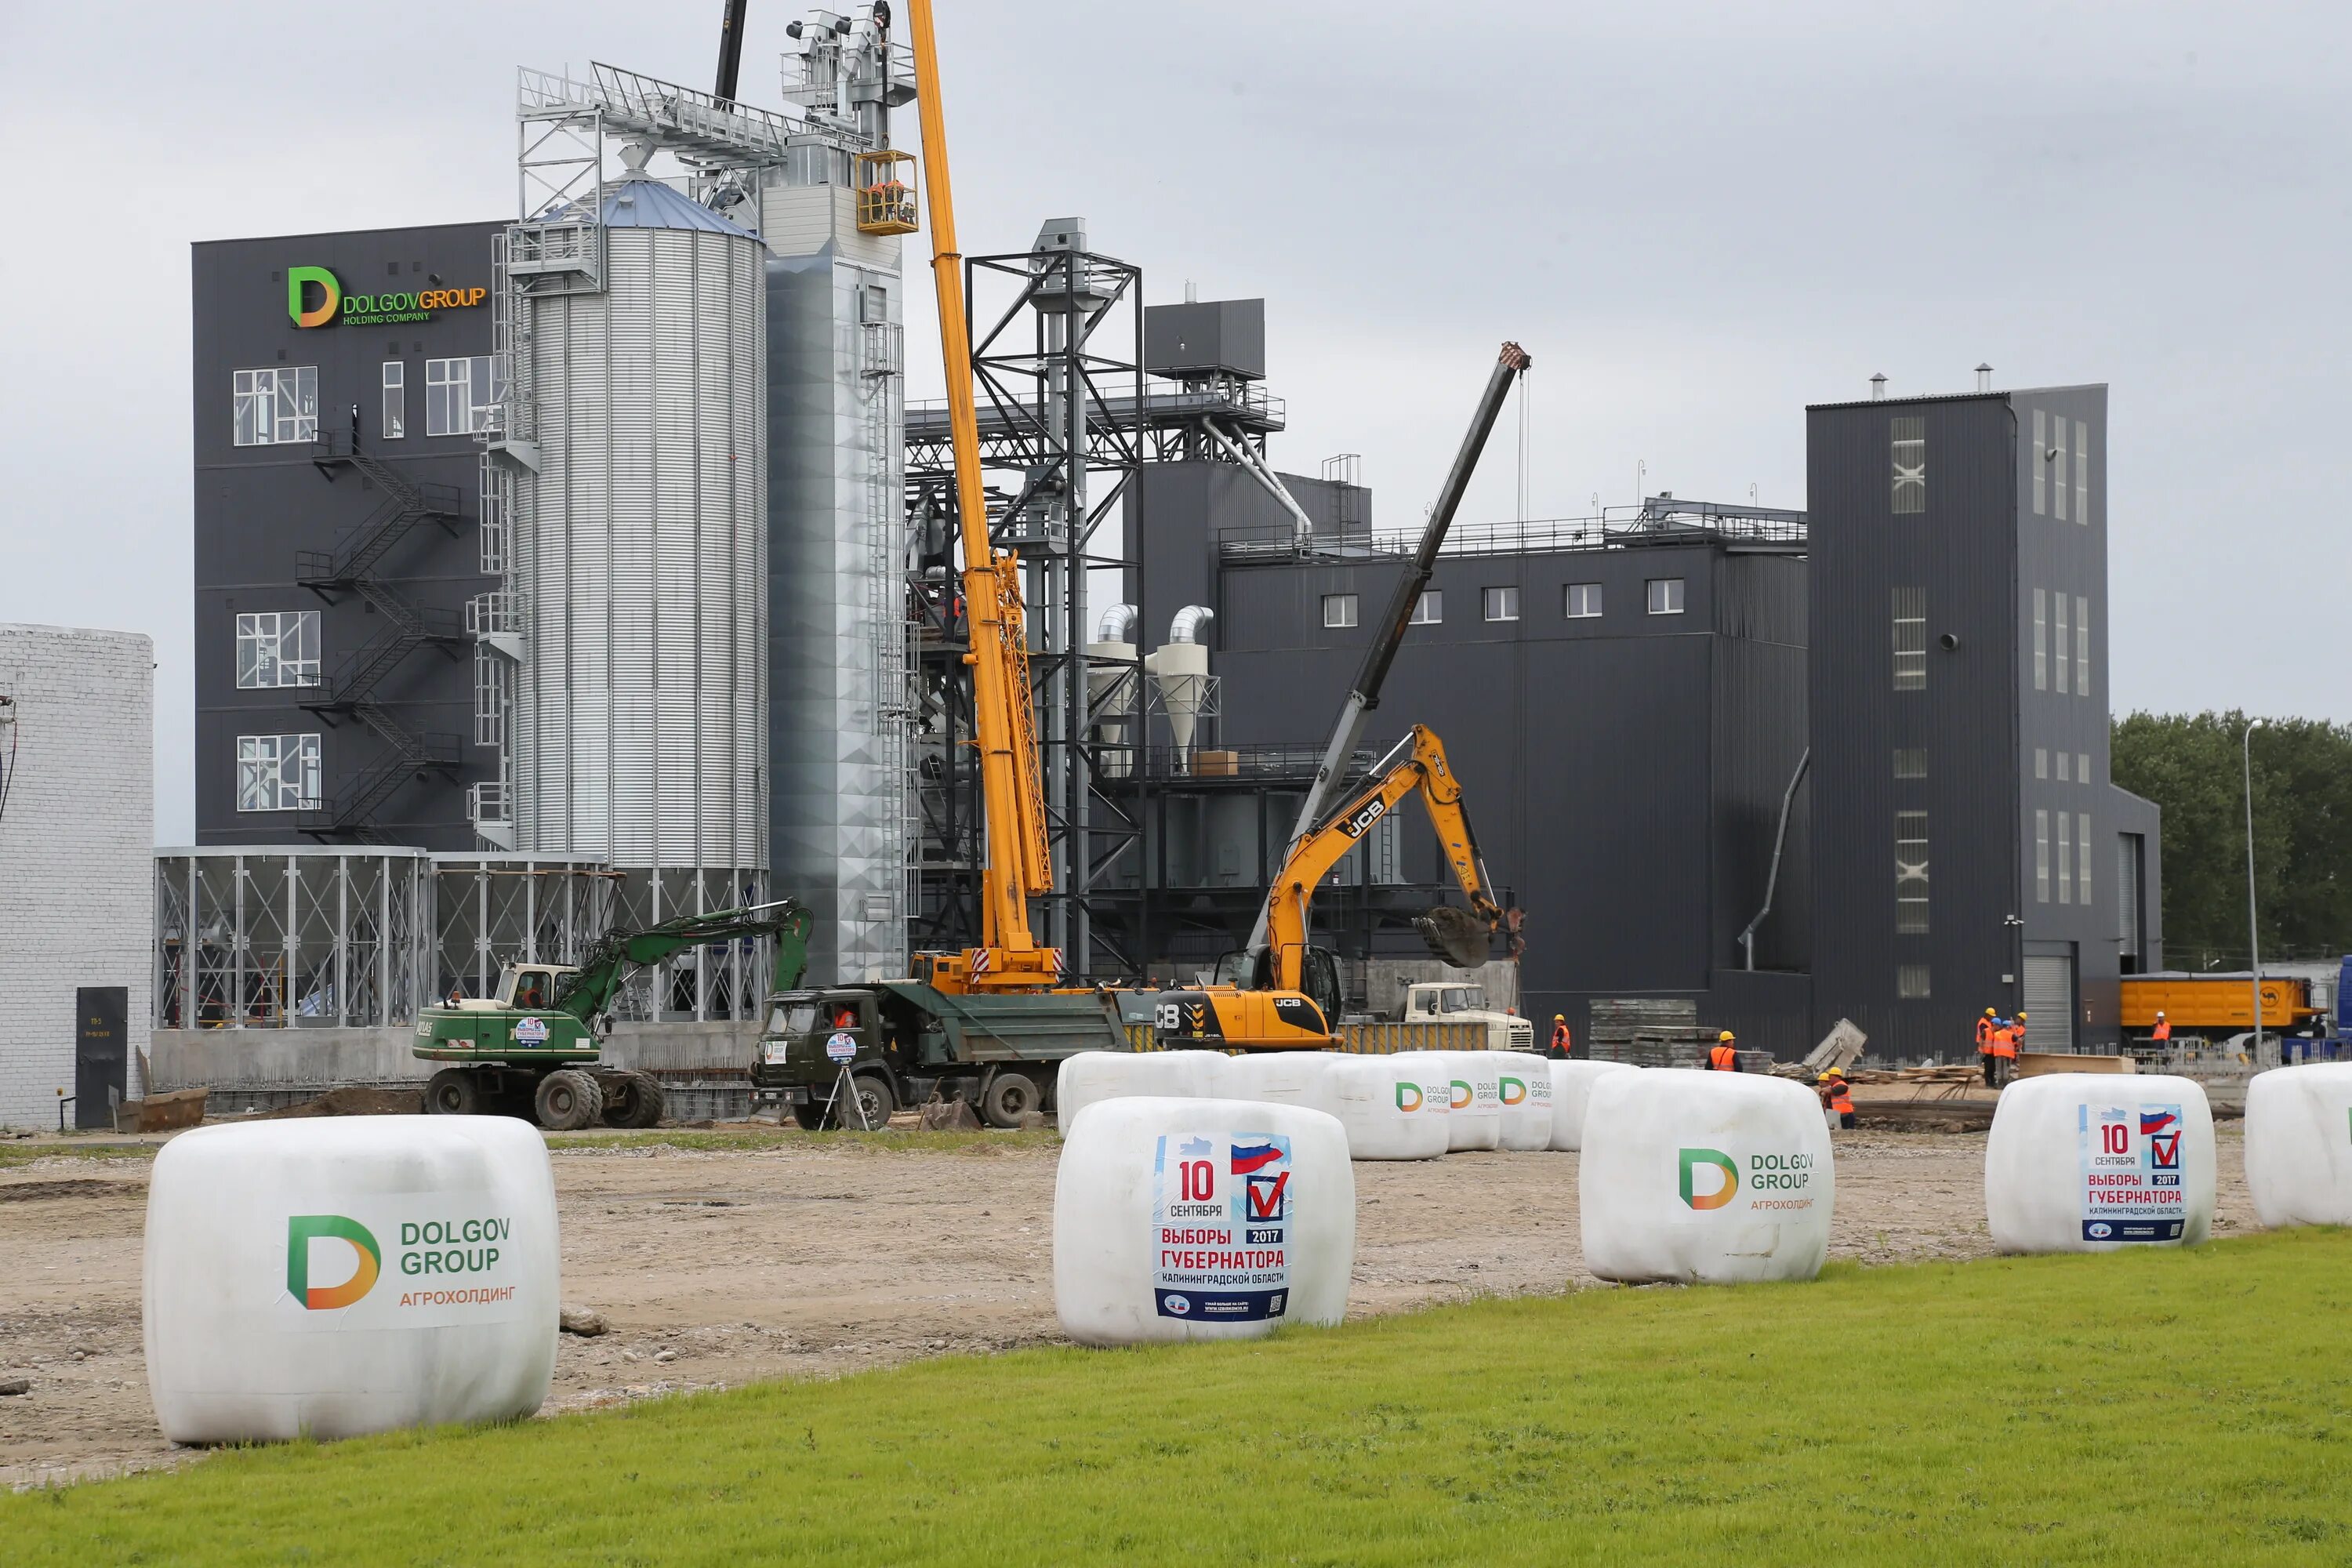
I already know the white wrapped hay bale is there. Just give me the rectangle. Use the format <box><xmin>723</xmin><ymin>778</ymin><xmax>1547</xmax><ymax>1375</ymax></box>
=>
<box><xmin>1054</xmin><ymin>1097</ymin><xmax>1354</xmax><ymax>1345</ymax></box>
<box><xmin>2245</xmin><ymin>1065</ymin><xmax>2352</xmax><ymax>1228</ymax></box>
<box><xmin>1056</xmin><ymin>1049</ymin><xmax>1224</xmax><ymax>1134</ymax></box>
<box><xmin>1580</xmin><ymin>1069</ymin><xmax>1834</xmax><ymax>1284</ymax></box>
<box><xmin>1984</xmin><ymin>1073</ymin><xmax>2215</xmax><ymax>1252</ymax></box>
<box><xmin>1218</xmin><ymin>1051</ymin><xmax>1344</xmax><ymax>1120</ymax></box>
<box><xmin>1327</xmin><ymin>1054</ymin><xmax>1450</xmax><ymax>1161</ymax></box>
<box><xmin>1495</xmin><ymin>1054</ymin><xmax>1554</xmax><ymax>1151</ymax></box>
<box><xmin>1408</xmin><ymin>1051</ymin><xmax>1501</xmax><ymax>1152</ymax></box>
<box><xmin>1549</xmin><ymin>1059</ymin><xmax>1636</xmax><ymax>1151</ymax></box>
<box><xmin>143</xmin><ymin>1115</ymin><xmax>560</xmax><ymax>1445</ymax></box>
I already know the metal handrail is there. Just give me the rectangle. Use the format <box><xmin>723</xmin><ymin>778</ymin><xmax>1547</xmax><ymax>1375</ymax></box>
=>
<box><xmin>1216</xmin><ymin>504</ymin><xmax>1808</xmax><ymax>563</ymax></box>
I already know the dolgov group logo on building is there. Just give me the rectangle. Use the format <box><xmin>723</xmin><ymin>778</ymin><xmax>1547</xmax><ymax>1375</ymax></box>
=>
<box><xmin>1678</xmin><ymin>1147</ymin><xmax>1740</xmax><ymax>1211</ymax></box>
<box><xmin>286</xmin><ymin>264</ymin><xmax>488</xmax><ymax>329</ymax></box>
<box><xmin>286</xmin><ymin>1214</ymin><xmax>381</xmax><ymax>1309</ymax></box>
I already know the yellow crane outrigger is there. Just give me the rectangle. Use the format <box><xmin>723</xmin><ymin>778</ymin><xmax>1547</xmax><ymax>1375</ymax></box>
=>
<box><xmin>902</xmin><ymin>0</ymin><xmax>1062</xmax><ymax>993</ymax></box>
<box><xmin>1152</xmin><ymin>724</ymin><xmax>1506</xmax><ymax>1051</ymax></box>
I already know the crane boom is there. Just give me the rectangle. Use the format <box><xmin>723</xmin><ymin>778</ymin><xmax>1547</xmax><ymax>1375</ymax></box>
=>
<box><xmin>713</xmin><ymin>0</ymin><xmax>750</xmax><ymax>103</ymax></box>
<box><xmin>905</xmin><ymin>0</ymin><xmax>1060</xmax><ymax>990</ymax></box>
<box><xmin>1247</xmin><ymin>341</ymin><xmax>1530</xmax><ymax>951</ymax></box>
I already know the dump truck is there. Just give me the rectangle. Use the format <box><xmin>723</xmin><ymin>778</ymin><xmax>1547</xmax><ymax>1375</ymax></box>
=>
<box><xmin>414</xmin><ymin>899</ymin><xmax>812</xmax><ymax>1130</ymax></box>
<box><xmin>1396</xmin><ymin>980</ymin><xmax>1534</xmax><ymax>1052</ymax></box>
<box><xmin>2120</xmin><ymin>966</ymin><xmax>2341</xmax><ymax>1038</ymax></box>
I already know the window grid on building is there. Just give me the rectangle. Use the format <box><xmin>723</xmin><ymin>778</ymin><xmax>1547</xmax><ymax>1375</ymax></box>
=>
<box><xmin>2053</xmin><ymin>418</ymin><xmax>2068</xmax><ymax>522</ymax></box>
<box><xmin>2053</xmin><ymin>592</ymin><xmax>2071</xmax><ymax>694</ymax></box>
<box><xmin>1321</xmin><ymin>593</ymin><xmax>1358</xmax><ymax>630</ymax></box>
<box><xmin>1896</xmin><ymin>811</ymin><xmax>1929</xmax><ymax>935</ymax></box>
<box><xmin>2058</xmin><ymin>810</ymin><xmax>2073</xmax><ymax>903</ymax></box>
<box><xmin>232</xmin><ymin>366</ymin><xmax>318</xmax><ymax>446</ymax></box>
<box><xmin>1410</xmin><ymin>590</ymin><xmax>1443</xmax><ymax>625</ymax></box>
<box><xmin>236</xmin><ymin>734</ymin><xmax>321</xmax><ymax>812</ymax></box>
<box><xmin>2079</xmin><ymin>813</ymin><xmax>2092</xmax><ymax>903</ymax></box>
<box><xmin>2078</xmin><ymin>751</ymin><xmax>2090</xmax><ymax>783</ymax></box>
<box><xmin>381</xmin><ymin>361</ymin><xmax>405</xmax><ymax>441</ymax></box>
<box><xmin>2034</xmin><ymin>589</ymin><xmax>2048</xmax><ymax>690</ymax></box>
<box><xmin>2035</xmin><ymin>747</ymin><xmax>2048</xmax><ymax>779</ymax></box>
<box><xmin>1890</xmin><ymin>416</ymin><xmax>1926</xmax><ymax>514</ymax></box>
<box><xmin>1482</xmin><ymin>586</ymin><xmax>1519</xmax><ymax>622</ymax></box>
<box><xmin>2036</xmin><ymin>809</ymin><xmax>2051</xmax><ymax>902</ymax></box>
<box><xmin>1892</xmin><ymin>586</ymin><xmax>1926</xmax><ymax>690</ymax></box>
<box><xmin>2075</xmin><ymin>596</ymin><xmax>2089</xmax><ymax>695</ymax></box>
<box><xmin>234</xmin><ymin>612</ymin><xmax>321</xmax><ymax>689</ymax></box>
<box><xmin>1646</xmin><ymin>578</ymin><xmax>1685</xmax><ymax>615</ymax></box>
<box><xmin>1563</xmin><ymin>582</ymin><xmax>1602</xmax><ymax>619</ymax></box>
<box><xmin>2057</xmin><ymin>751</ymin><xmax>2070</xmax><ymax>782</ymax></box>
<box><xmin>1897</xmin><ymin>964</ymin><xmax>1932</xmax><ymax>1000</ymax></box>
<box><xmin>2075</xmin><ymin>419</ymin><xmax>2089</xmax><ymax>522</ymax></box>
<box><xmin>2033</xmin><ymin>410</ymin><xmax>2047</xmax><ymax>514</ymax></box>
<box><xmin>1894</xmin><ymin>747</ymin><xmax>1926</xmax><ymax>779</ymax></box>
<box><xmin>426</xmin><ymin>355</ymin><xmax>503</xmax><ymax>437</ymax></box>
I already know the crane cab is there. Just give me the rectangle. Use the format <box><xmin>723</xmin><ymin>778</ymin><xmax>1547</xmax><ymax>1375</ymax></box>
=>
<box><xmin>1215</xmin><ymin>944</ymin><xmax>1345</xmax><ymax>1026</ymax></box>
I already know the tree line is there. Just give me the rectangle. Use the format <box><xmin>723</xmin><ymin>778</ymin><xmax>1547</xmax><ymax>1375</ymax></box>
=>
<box><xmin>2111</xmin><ymin>712</ymin><xmax>2352</xmax><ymax>971</ymax></box>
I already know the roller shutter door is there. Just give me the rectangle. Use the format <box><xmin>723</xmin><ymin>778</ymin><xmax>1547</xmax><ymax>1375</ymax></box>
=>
<box><xmin>2023</xmin><ymin>954</ymin><xmax>2076</xmax><ymax>1051</ymax></box>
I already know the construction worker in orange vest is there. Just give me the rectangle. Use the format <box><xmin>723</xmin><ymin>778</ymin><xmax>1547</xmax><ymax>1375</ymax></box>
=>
<box><xmin>2151</xmin><ymin>1011</ymin><xmax>2172</xmax><ymax>1044</ymax></box>
<box><xmin>1976</xmin><ymin>1008</ymin><xmax>1999</xmax><ymax>1085</ymax></box>
<box><xmin>1548</xmin><ymin>1014</ymin><xmax>1573</xmax><ymax>1059</ymax></box>
<box><xmin>1708</xmin><ymin>1031</ymin><xmax>1740</xmax><ymax>1071</ymax></box>
<box><xmin>1817</xmin><ymin>1069</ymin><xmax>1857</xmax><ymax>1130</ymax></box>
<box><xmin>1992</xmin><ymin>1014</ymin><xmax>2024</xmax><ymax>1086</ymax></box>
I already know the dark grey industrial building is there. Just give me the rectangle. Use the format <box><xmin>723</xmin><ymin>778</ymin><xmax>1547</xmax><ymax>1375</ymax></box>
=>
<box><xmin>191</xmin><ymin>221</ymin><xmax>504</xmax><ymax>848</ymax></box>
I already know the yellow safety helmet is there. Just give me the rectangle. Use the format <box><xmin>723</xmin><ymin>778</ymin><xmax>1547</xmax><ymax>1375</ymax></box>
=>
<box><xmin>1553</xmin><ymin>1014</ymin><xmax>1566</xmax><ymax>1022</ymax></box>
<box><xmin>2016</xmin><ymin>1011</ymin><xmax>2028</xmax><ymax>1021</ymax></box>
<box><xmin>1816</xmin><ymin>1069</ymin><xmax>1835</xmax><ymax>1082</ymax></box>
<box><xmin>1985</xmin><ymin>1007</ymin><xmax>1997</xmax><ymax>1016</ymax></box>
<box><xmin>1718</xmin><ymin>1031</ymin><xmax>1736</xmax><ymax>1043</ymax></box>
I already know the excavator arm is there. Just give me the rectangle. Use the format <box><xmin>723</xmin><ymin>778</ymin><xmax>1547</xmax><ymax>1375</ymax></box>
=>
<box><xmin>1261</xmin><ymin>725</ymin><xmax>1504</xmax><ymax>992</ymax></box>
<box><xmin>554</xmin><ymin>899</ymin><xmax>814</xmax><ymax>1023</ymax></box>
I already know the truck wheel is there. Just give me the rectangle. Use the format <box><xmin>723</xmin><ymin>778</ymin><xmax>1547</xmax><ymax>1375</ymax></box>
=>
<box><xmin>789</xmin><ymin>1103</ymin><xmax>829</xmax><ymax>1131</ymax></box>
<box><xmin>979</xmin><ymin>1071</ymin><xmax>1040</xmax><ymax>1129</ymax></box>
<box><xmin>841</xmin><ymin>1073</ymin><xmax>895</xmax><ymax>1131</ymax></box>
<box><xmin>534</xmin><ymin>1069</ymin><xmax>604</xmax><ymax>1132</ymax></box>
<box><xmin>599</xmin><ymin>1071</ymin><xmax>665</xmax><ymax>1130</ymax></box>
<box><xmin>424</xmin><ymin>1068</ymin><xmax>481</xmax><ymax>1116</ymax></box>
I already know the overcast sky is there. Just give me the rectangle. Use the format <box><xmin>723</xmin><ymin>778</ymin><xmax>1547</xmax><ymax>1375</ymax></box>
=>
<box><xmin>3</xmin><ymin>1</ymin><xmax>2345</xmax><ymax>842</ymax></box>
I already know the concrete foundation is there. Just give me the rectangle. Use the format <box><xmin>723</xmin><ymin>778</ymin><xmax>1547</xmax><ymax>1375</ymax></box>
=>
<box><xmin>147</xmin><ymin>1019</ymin><xmax>765</xmax><ymax>1098</ymax></box>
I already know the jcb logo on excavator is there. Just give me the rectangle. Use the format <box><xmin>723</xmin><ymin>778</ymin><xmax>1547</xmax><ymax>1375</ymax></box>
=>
<box><xmin>1341</xmin><ymin>799</ymin><xmax>1388</xmax><ymax>840</ymax></box>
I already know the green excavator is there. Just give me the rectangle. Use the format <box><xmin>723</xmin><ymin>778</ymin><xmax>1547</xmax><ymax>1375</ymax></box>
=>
<box><xmin>412</xmin><ymin>898</ymin><xmax>813</xmax><ymax>1131</ymax></box>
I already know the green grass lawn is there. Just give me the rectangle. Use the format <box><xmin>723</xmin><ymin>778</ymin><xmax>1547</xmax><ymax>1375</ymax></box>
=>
<box><xmin>10</xmin><ymin>1231</ymin><xmax>2350</xmax><ymax>1566</ymax></box>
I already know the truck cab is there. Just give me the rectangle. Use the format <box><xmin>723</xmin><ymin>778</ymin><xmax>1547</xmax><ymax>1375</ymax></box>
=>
<box><xmin>1399</xmin><ymin>981</ymin><xmax>1534</xmax><ymax>1052</ymax></box>
<box><xmin>752</xmin><ymin>989</ymin><xmax>900</xmax><ymax>1130</ymax></box>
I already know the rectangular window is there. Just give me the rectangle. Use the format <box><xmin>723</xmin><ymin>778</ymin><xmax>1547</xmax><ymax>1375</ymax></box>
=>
<box><xmin>2075</xmin><ymin>419</ymin><xmax>2089</xmax><ymax>523</ymax></box>
<box><xmin>1892</xmin><ymin>586</ymin><xmax>1926</xmax><ymax>690</ymax></box>
<box><xmin>1321</xmin><ymin>593</ymin><xmax>1358</xmax><ymax>630</ymax></box>
<box><xmin>381</xmin><ymin>361</ymin><xmax>405</xmax><ymax>440</ymax></box>
<box><xmin>231</xmin><ymin>366</ymin><xmax>318</xmax><ymax>446</ymax></box>
<box><xmin>2032</xmin><ymin>410</ymin><xmax>2047</xmax><ymax>514</ymax></box>
<box><xmin>1897</xmin><ymin>964</ymin><xmax>1932</xmax><ymax>1000</ymax></box>
<box><xmin>2078</xmin><ymin>752</ymin><xmax>2090</xmax><ymax>784</ymax></box>
<box><xmin>2053</xmin><ymin>418</ymin><xmax>2069</xmax><ymax>521</ymax></box>
<box><xmin>1482</xmin><ymin>586</ymin><xmax>1519</xmax><ymax>622</ymax></box>
<box><xmin>1896</xmin><ymin>811</ymin><xmax>1929</xmax><ymax>935</ymax></box>
<box><xmin>2053</xmin><ymin>593</ymin><xmax>2071</xmax><ymax>694</ymax></box>
<box><xmin>235</xmin><ymin>734</ymin><xmax>321</xmax><ymax>812</ymax></box>
<box><xmin>1646</xmin><ymin>579</ymin><xmax>1685</xmax><ymax>615</ymax></box>
<box><xmin>426</xmin><ymin>355</ymin><xmax>504</xmax><ymax>437</ymax></box>
<box><xmin>2056</xmin><ymin>750</ymin><xmax>2070</xmax><ymax>782</ymax></box>
<box><xmin>1894</xmin><ymin>747</ymin><xmax>1926</xmax><ymax>779</ymax></box>
<box><xmin>1890</xmin><ymin>416</ymin><xmax>1926</xmax><ymax>514</ymax></box>
<box><xmin>2057</xmin><ymin>810</ymin><xmax>2073</xmax><ymax>904</ymax></box>
<box><xmin>234</xmin><ymin>612</ymin><xmax>321</xmax><ymax>689</ymax></box>
<box><xmin>2036</xmin><ymin>810</ymin><xmax>2051</xmax><ymax>903</ymax></box>
<box><xmin>2035</xmin><ymin>747</ymin><xmax>2049</xmax><ymax>779</ymax></box>
<box><xmin>2079</xmin><ymin>813</ymin><xmax>2092</xmax><ymax>904</ymax></box>
<box><xmin>1410</xmin><ymin>590</ymin><xmax>1443</xmax><ymax>625</ymax></box>
<box><xmin>2033</xmin><ymin>590</ymin><xmax>2048</xmax><ymax>690</ymax></box>
<box><xmin>2075</xmin><ymin>596</ymin><xmax>2090</xmax><ymax>696</ymax></box>
<box><xmin>1563</xmin><ymin>582</ymin><xmax>1602</xmax><ymax>619</ymax></box>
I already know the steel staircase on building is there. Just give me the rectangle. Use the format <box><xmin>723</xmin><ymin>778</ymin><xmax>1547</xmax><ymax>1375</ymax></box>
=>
<box><xmin>294</xmin><ymin>434</ymin><xmax>471</xmax><ymax>842</ymax></box>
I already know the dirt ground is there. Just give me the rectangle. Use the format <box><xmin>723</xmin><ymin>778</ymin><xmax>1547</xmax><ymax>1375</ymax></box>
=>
<box><xmin>0</xmin><ymin>1126</ymin><xmax>2259</xmax><ymax>1490</ymax></box>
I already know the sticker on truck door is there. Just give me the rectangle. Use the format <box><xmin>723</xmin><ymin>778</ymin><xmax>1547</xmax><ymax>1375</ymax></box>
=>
<box><xmin>1151</xmin><ymin>1133</ymin><xmax>1290</xmax><ymax>1321</ymax></box>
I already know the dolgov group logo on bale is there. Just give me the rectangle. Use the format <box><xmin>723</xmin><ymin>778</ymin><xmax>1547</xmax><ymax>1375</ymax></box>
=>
<box><xmin>1394</xmin><ymin>1080</ymin><xmax>1425</xmax><ymax>1113</ymax></box>
<box><xmin>286</xmin><ymin>1214</ymin><xmax>381</xmax><ymax>1309</ymax></box>
<box><xmin>1678</xmin><ymin>1147</ymin><xmax>1740</xmax><ymax>1211</ymax></box>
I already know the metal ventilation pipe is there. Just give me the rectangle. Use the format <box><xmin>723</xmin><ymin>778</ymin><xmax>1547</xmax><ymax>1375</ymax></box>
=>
<box><xmin>1976</xmin><ymin>363</ymin><xmax>1993</xmax><ymax>392</ymax></box>
<box><xmin>1095</xmin><ymin>604</ymin><xmax>1137</xmax><ymax>643</ymax></box>
<box><xmin>1167</xmin><ymin>606</ymin><xmax>1215</xmax><ymax>644</ymax></box>
<box><xmin>1870</xmin><ymin>373</ymin><xmax>1887</xmax><ymax>401</ymax></box>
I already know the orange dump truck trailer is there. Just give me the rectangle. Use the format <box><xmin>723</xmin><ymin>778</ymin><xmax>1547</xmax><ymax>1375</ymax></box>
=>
<box><xmin>2119</xmin><ymin>973</ymin><xmax>2321</xmax><ymax>1033</ymax></box>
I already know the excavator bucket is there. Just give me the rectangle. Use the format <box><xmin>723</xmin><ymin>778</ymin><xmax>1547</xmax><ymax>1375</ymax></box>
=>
<box><xmin>1414</xmin><ymin>905</ymin><xmax>1493</xmax><ymax>969</ymax></box>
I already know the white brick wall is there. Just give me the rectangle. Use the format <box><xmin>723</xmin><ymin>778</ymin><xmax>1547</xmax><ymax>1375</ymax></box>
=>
<box><xmin>0</xmin><ymin>624</ymin><xmax>154</xmax><ymax>1129</ymax></box>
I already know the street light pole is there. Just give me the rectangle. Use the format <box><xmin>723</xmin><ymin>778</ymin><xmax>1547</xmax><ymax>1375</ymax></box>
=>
<box><xmin>2243</xmin><ymin>717</ymin><xmax>2265</xmax><ymax>1062</ymax></box>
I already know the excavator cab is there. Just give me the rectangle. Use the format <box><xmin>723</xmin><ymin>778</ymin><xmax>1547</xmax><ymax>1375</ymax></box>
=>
<box><xmin>1214</xmin><ymin>945</ymin><xmax>1345</xmax><ymax>1026</ymax></box>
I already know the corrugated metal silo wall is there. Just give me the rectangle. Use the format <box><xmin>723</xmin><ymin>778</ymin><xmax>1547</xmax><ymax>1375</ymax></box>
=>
<box><xmin>764</xmin><ymin>230</ymin><xmax>904</xmax><ymax>985</ymax></box>
<box><xmin>513</xmin><ymin>226</ymin><xmax>767</xmax><ymax>877</ymax></box>
<box><xmin>1806</xmin><ymin>396</ymin><xmax>2018</xmax><ymax>1059</ymax></box>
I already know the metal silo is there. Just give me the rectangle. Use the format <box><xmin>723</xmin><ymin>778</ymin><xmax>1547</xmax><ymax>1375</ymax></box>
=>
<box><xmin>510</xmin><ymin>172</ymin><xmax>768</xmax><ymax>1007</ymax></box>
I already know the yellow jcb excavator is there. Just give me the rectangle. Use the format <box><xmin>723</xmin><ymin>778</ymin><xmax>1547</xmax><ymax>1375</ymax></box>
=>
<box><xmin>1151</xmin><ymin>724</ymin><xmax>1507</xmax><ymax>1051</ymax></box>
